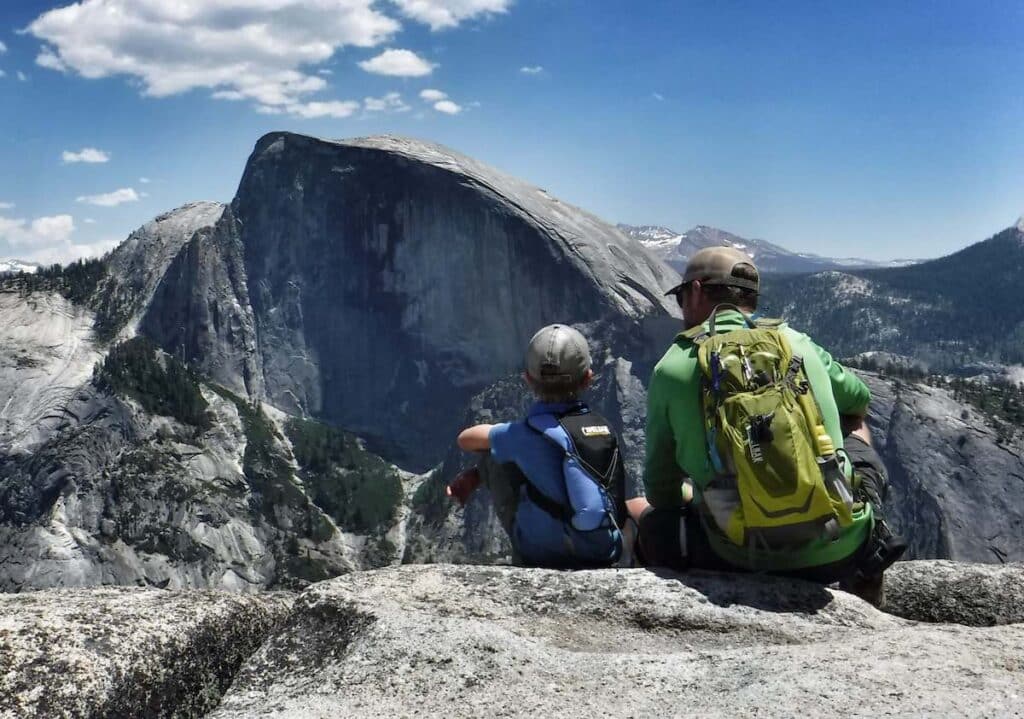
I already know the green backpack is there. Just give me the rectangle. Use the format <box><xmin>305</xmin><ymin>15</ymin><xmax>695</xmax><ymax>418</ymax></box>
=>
<box><xmin>682</xmin><ymin>305</ymin><xmax>855</xmax><ymax>550</ymax></box>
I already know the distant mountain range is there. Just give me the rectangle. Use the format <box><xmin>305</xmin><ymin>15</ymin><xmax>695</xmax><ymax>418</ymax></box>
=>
<box><xmin>759</xmin><ymin>220</ymin><xmax>1024</xmax><ymax>371</ymax></box>
<box><xmin>0</xmin><ymin>260</ymin><xmax>39</xmax><ymax>275</ymax></box>
<box><xmin>619</xmin><ymin>224</ymin><xmax>920</xmax><ymax>275</ymax></box>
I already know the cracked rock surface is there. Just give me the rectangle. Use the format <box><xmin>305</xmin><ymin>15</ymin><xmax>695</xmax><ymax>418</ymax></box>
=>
<box><xmin>0</xmin><ymin>588</ymin><xmax>292</xmax><ymax>719</ymax></box>
<box><xmin>212</xmin><ymin>563</ymin><xmax>1024</xmax><ymax>718</ymax></box>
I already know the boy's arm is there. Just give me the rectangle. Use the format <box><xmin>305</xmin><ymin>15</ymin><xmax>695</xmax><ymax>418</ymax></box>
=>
<box><xmin>457</xmin><ymin>423</ymin><xmax>495</xmax><ymax>452</ymax></box>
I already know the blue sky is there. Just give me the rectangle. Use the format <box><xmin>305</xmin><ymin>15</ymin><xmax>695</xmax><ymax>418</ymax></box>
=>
<box><xmin>1</xmin><ymin>1</ymin><xmax>1023</xmax><ymax>264</ymax></box>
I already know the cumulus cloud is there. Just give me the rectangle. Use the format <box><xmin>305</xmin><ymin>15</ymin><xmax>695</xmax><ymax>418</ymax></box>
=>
<box><xmin>139</xmin><ymin>177</ymin><xmax>151</xmax><ymax>184</ymax></box>
<box><xmin>76</xmin><ymin>188</ymin><xmax>139</xmax><ymax>207</ymax></box>
<box><xmin>17</xmin><ymin>71</ymin><xmax>27</xmax><ymax>82</ymax></box>
<box><xmin>391</xmin><ymin>0</ymin><xmax>512</xmax><ymax>31</ymax></box>
<box><xmin>419</xmin><ymin>88</ymin><xmax>447</xmax><ymax>102</ymax></box>
<box><xmin>36</xmin><ymin>48</ymin><xmax>67</xmax><ymax>72</ymax></box>
<box><xmin>62</xmin><ymin>147</ymin><xmax>110</xmax><ymax>164</ymax></box>
<box><xmin>652</xmin><ymin>92</ymin><xmax>665</xmax><ymax>101</ymax></box>
<box><xmin>0</xmin><ymin>70</ymin><xmax>6</xmax><ymax>79</ymax></box>
<box><xmin>433</xmin><ymin>99</ymin><xmax>461</xmax><ymax>114</ymax></box>
<box><xmin>0</xmin><ymin>214</ymin><xmax>75</xmax><ymax>248</ymax></box>
<box><xmin>0</xmin><ymin>202</ymin><xmax>13</xmax><ymax>210</ymax></box>
<box><xmin>284</xmin><ymin>100</ymin><xmax>360</xmax><ymax>119</ymax></box>
<box><xmin>359</xmin><ymin>49</ymin><xmax>436</xmax><ymax>77</ymax></box>
<box><xmin>0</xmin><ymin>40</ymin><xmax>6</xmax><ymax>53</ymax></box>
<box><xmin>364</xmin><ymin>92</ymin><xmax>409</xmax><ymax>112</ymax></box>
<box><xmin>26</xmin><ymin>0</ymin><xmax>400</xmax><ymax>113</ymax></box>
<box><xmin>19</xmin><ymin>236</ymin><xmax>120</xmax><ymax>265</ymax></box>
<box><xmin>84</xmin><ymin>218</ymin><xmax>96</xmax><ymax>224</ymax></box>
<box><xmin>520</xmin><ymin>65</ymin><xmax>543</xmax><ymax>74</ymax></box>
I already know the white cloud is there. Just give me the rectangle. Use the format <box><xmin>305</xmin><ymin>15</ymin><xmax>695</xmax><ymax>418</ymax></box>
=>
<box><xmin>433</xmin><ymin>99</ymin><xmax>461</xmax><ymax>114</ymax></box>
<box><xmin>76</xmin><ymin>187</ymin><xmax>139</xmax><ymax>207</ymax></box>
<box><xmin>139</xmin><ymin>177</ymin><xmax>151</xmax><ymax>184</ymax></box>
<box><xmin>0</xmin><ymin>214</ymin><xmax>75</xmax><ymax>248</ymax></box>
<box><xmin>318</xmin><ymin>68</ymin><xmax>333</xmax><ymax>76</ymax></box>
<box><xmin>0</xmin><ymin>40</ymin><xmax>6</xmax><ymax>53</ymax></box>
<box><xmin>0</xmin><ymin>202</ymin><xmax>13</xmax><ymax>210</ymax></box>
<box><xmin>17</xmin><ymin>71</ymin><xmax>27</xmax><ymax>82</ymax></box>
<box><xmin>652</xmin><ymin>92</ymin><xmax>665</xmax><ymax>101</ymax></box>
<box><xmin>419</xmin><ymin>88</ymin><xmax>447</xmax><ymax>102</ymax></box>
<box><xmin>284</xmin><ymin>100</ymin><xmax>360</xmax><ymax>119</ymax></box>
<box><xmin>22</xmin><ymin>237</ymin><xmax>120</xmax><ymax>265</ymax></box>
<box><xmin>84</xmin><ymin>217</ymin><xmax>96</xmax><ymax>224</ymax></box>
<box><xmin>359</xmin><ymin>49</ymin><xmax>436</xmax><ymax>77</ymax></box>
<box><xmin>0</xmin><ymin>70</ymin><xmax>6</xmax><ymax>79</ymax></box>
<box><xmin>520</xmin><ymin>65</ymin><xmax>543</xmax><ymax>75</ymax></box>
<box><xmin>364</xmin><ymin>91</ymin><xmax>409</xmax><ymax>112</ymax></box>
<box><xmin>62</xmin><ymin>147</ymin><xmax>110</xmax><ymax>164</ymax></box>
<box><xmin>391</xmin><ymin>0</ymin><xmax>512</xmax><ymax>31</ymax></box>
<box><xmin>27</xmin><ymin>0</ymin><xmax>401</xmax><ymax>112</ymax></box>
<box><xmin>36</xmin><ymin>48</ymin><xmax>67</xmax><ymax>72</ymax></box>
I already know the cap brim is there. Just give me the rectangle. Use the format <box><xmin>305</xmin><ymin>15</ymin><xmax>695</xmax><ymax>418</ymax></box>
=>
<box><xmin>664</xmin><ymin>283</ymin><xmax>685</xmax><ymax>296</ymax></box>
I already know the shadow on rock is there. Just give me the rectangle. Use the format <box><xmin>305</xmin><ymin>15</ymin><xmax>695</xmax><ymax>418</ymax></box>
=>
<box><xmin>644</xmin><ymin>567</ymin><xmax>834</xmax><ymax>615</ymax></box>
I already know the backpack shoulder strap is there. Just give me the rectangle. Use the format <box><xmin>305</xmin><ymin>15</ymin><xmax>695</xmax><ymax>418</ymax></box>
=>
<box><xmin>525</xmin><ymin>410</ymin><xmax>618</xmax><ymax>528</ymax></box>
<box><xmin>523</xmin><ymin>412</ymin><xmax>575</xmax><ymax>521</ymax></box>
<box><xmin>679</xmin><ymin>325</ymin><xmax>710</xmax><ymax>345</ymax></box>
<box><xmin>753</xmin><ymin>316</ymin><xmax>785</xmax><ymax>329</ymax></box>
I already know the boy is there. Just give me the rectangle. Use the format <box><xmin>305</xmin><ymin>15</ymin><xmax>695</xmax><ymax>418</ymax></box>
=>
<box><xmin>449</xmin><ymin>324</ymin><xmax>648</xmax><ymax>568</ymax></box>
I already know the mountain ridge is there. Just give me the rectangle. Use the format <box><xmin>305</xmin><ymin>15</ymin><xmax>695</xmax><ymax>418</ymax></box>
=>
<box><xmin>620</xmin><ymin>222</ymin><xmax>921</xmax><ymax>274</ymax></box>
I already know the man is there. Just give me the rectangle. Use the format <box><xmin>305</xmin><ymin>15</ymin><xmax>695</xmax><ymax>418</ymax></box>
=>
<box><xmin>641</xmin><ymin>246</ymin><xmax>905</xmax><ymax>602</ymax></box>
<box><xmin>449</xmin><ymin>324</ymin><xmax>649</xmax><ymax>568</ymax></box>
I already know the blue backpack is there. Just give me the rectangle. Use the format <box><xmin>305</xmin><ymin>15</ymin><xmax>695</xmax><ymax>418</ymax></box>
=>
<box><xmin>521</xmin><ymin>408</ymin><xmax>624</xmax><ymax>567</ymax></box>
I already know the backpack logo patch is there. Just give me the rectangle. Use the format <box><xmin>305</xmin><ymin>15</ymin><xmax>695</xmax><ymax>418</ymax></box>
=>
<box><xmin>581</xmin><ymin>425</ymin><xmax>611</xmax><ymax>437</ymax></box>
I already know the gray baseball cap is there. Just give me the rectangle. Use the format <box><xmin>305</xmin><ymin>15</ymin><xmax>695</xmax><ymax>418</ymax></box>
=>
<box><xmin>665</xmin><ymin>246</ymin><xmax>760</xmax><ymax>295</ymax></box>
<box><xmin>526</xmin><ymin>324</ymin><xmax>591</xmax><ymax>385</ymax></box>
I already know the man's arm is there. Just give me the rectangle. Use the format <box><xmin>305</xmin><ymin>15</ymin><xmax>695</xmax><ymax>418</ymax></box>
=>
<box><xmin>643</xmin><ymin>369</ymin><xmax>685</xmax><ymax>509</ymax></box>
<box><xmin>811</xmin><ymin>342</ymin><xmax>871</xmax><ymax>416</ymax></box>
<box><xmin>457</xmin><ymin>424</ymin><xmax>495</xmax><ymax>452</ymax></box>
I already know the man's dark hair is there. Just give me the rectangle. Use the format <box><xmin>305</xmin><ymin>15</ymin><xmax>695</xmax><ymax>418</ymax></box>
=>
<box><xmin>699</xmin><ymin>262</ymin><xmax>759</xmax><ymax>310</ymax></box>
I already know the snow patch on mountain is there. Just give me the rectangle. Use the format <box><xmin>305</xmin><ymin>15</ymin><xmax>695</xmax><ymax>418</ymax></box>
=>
<box><xmin>0</xmin><ymin>260</ymin><xmax>40</xmax><ymax>275</ymax></box>
<box><xmin>620</xmin><ymin>223</ymin><xmax>923</xmax><ymax>274</ymax></box>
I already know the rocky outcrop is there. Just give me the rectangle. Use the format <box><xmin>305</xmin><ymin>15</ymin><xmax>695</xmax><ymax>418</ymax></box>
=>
<box><xmin>0</xmin><ymin>587</ymin><xmax>291</xmax><ymax>719</ymax></box>
<box><xmin>863</xmin><ymin>374</ymin><xmax>1024</xmax><ymax>562</ymax></box>
<box><xmin>212</xmin><ymin>563</ymin><xmax>1024</xmax><ymax>718</ymax></box>
<box><xmin>140</xmin><ymin>207</ymin><xmax>263</xmax><ymax>399</ymax></box>
<box><xmin>94</xmin><ymin>201</ymin><xmax>225</xmax><ymax>342</ymax></box>
<box><xmin>883</xmin><ymin>560</ymin><xmax>1024</xmax><ymax>626</ymax></box>
<box><xmin>0</xmin><ymin>337</ymin><xmax>412</xmax><ymax>592</ymax></box>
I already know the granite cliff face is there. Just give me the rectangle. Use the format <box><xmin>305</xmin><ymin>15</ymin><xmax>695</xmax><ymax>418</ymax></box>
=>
<box><xmin>225</xmin><ymin>133</ymin><xmax>678</xmax><ymax>470</ymax></box>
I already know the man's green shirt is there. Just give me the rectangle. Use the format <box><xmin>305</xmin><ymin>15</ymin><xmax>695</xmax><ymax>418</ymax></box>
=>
<box><xmin>643</xmin><ymin>309</ymin><xmax>873</xmax><ymax>570</ymax></box>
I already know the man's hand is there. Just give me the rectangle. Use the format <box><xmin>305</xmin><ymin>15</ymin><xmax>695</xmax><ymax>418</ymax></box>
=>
<box><xmin>446</xmin><ymin>467</ymin><xmax>482</xmax><ymax>506</ymax></box>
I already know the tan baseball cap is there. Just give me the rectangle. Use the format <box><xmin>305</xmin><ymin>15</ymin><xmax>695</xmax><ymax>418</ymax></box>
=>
<box><xmin>664</xmin><ymin>246</ymin><xmax>760</xmax><ymax>295</ymax></box>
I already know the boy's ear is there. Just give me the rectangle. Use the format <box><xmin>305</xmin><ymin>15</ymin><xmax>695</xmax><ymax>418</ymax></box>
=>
<box><xmin>580</xmin><ymin>368</ymin><xmax>594</xmax><ymax>389</ymax></box>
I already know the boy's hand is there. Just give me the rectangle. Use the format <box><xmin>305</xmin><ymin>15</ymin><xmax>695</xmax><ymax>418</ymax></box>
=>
<box><xmin>446</xmin><ymin>467</ymin><xmax>482</xmax><ymax>506</ymax></box>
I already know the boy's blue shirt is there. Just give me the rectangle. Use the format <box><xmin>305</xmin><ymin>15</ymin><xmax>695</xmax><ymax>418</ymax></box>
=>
<box><xmin>488</xmin><ymin>401</ymin><xmax>583</xmax><ymax>564</ymax></box>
